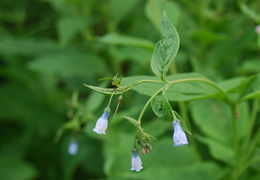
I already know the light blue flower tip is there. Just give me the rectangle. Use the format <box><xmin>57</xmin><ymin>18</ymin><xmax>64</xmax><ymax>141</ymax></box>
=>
<box><xmin>68</xmin><ymin>141</ymin><xmax>78</xmax><ymax>155</ymax></box>
<box><xmin>173</xmin><ymin>120</ymin><xmax>188</xmax><ymax>147</ymax></box>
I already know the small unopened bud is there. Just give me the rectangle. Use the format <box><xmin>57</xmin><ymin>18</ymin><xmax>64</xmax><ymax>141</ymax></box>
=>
<box><xmin>142</xmin><ymin>147</ymin><xmax>148</xmax><ymax>154</ymax></box>
<box><xmin>142</xmin><ymin>144</ymin><xmax>152</xmax><ymax>154</ymax></box>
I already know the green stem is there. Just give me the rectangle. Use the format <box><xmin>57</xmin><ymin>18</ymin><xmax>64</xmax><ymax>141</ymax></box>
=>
<box><xmin>107</xmin><ymin>93</ymin><xmax>114</xmax><ymax>111</ymax></box>
<box><xmin>231</xmin><ymin>104</ymin><xmax>239</xmax><ymax>180</ymax></box>
<box><xmin>168</xmin><ymin>78</ymin><xmax>233</xmax><ymax>105</ymax></box>
<box><xmin>137</xmin><ymin>87</ymin><xmax>164</xmax><ymax>125</ymax></box>
<box><xmin>243</xmin><ymin>99</ymin><xmax>259</xmax><ymax>150</ymax></box>
<box><xmin>237</xmin><ymin>100</ymin><xmax>260</xmax><ymax>177</ymax></box>
<box><xmin>238</xmin><ymin>129</ymin><xmax>260</xmax><ymax>176</ymax></box>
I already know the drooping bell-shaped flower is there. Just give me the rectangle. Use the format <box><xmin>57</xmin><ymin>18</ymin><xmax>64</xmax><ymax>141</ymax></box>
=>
<box><xmin>68</xmin><ymin>140</ymin><xmax>78</xmax><ymax>155</ymax></box>
<box><xmin>130</xmin><ymin>150</ymin><xmax>143</xmax><ymax>172</ymax></box>
<box><xmin>93</xmin><ymin>110</ymin><xmax>109</xmax><ymax>134</ymax></box>
<box><xmin>173</xmin><ymin>120</ymin><xmax>188</xmax><ymax>146</ymax></box>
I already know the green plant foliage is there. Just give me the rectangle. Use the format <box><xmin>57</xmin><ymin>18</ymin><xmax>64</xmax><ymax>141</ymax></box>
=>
<box><xmin>1</xmin><ymin>0</ymin><xmax>260</xmax><ymax>179</ymax></box>
<box><xmin>151</xmin><ymin>12</ymin><xmax>180</xmax><ymax>79</ymax></box>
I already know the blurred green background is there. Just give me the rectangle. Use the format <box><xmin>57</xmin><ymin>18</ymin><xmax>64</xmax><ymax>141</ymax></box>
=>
<box><xmin>0</xmin><ymin>0</ymin><xmax>260</xmax><ymax>179</ymax></box>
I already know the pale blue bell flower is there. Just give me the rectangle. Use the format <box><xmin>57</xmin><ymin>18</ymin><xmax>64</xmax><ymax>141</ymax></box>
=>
<box><xmin>68</xmin><ymin>141</ymin><xmax>78</xmax><ymax>155</ymax></box>
<box><xmin>130</xmin><ymin>150</ymin><xmax>143</xmax><ymax>172</ymax></box>
<box><xmin>93</xmin><ymin>110</ymin><xmax>109</xmax><ymax>134</ymax></box>
<box><xmin>173</xmin><ymin>120</ymin><xmax>188</xmax><ymax>146</ymax></box>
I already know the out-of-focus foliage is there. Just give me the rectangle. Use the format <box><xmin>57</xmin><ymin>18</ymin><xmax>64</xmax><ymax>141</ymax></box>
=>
<box><xmin>0</xmin><ymin>0</ymin><xmax>260</xmax><ymax>180</ymax></box>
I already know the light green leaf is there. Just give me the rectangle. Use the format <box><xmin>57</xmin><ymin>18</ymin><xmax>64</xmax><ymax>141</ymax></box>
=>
<box><xmin>109</xmin><ymin>0</ymin><xmax>139</xmax><ymax>24</ymax></box>
<box><xmin>190</xmin><ymin>99</ymin><xmax>249</xmax><ymax>143</ymax></box>
<box><xmin>145</xmin><ymin>0</ymin><xmax>180</xmax><ymax>31</ymax></box>
<box><xmin>57</xmin><ymin>16</ymin><xmax>87</xmax><ymax>46</ymax></box>
<box><xmin>240</xmin><ymin>3</ymin><xmax>260</xmax><ymax>23</ymax></box>
<box><xmin>190</xmin><ymin>99</ymin><xmax>232</xmax><ymax>143</ymax></box>
<box><xmin>239</xmin><ymin>74</ymin><xmax>260</xmax><ymax>101</ymax></box>
<box><xmin>241</xmin><ymin>58</ymin><xmax>260</xmax><ymax>73</ymax></box>
<box><xmin>196</xmin><ymin>136</ymin><xmax>234</xmax><ymax>165</ymax></box>
<box><xmin>122</xmin><ymin>73</ymin><xmax>242</xmax><ymax>101</ymax></box>
<box><xmin>151</xmin><ymin>12</ymin><xmax>180</xmax><ymax>78</ymax></box>
<box><xmin>122</xmin><ymin>163</ymin><xmax>223</xmax><ymax>180</ymax></box>
<box><xmin>98</xmin><ymin>33</ymin><xmax>154</xmax><ymax>49</ymax></box>
<box><xmin>0</xmin><ymin>38</ymin><xmax>60</xmax><ymax>56</ymax></box>
<box><xmin>151</xmin><ymin>91</ymin><xmax>173</xmax><ymax>120</ymax></box>
<box><xmin>0</xmin><ymin>156</ymin><xmax>37</xmax><ymax>180</ymax></box>
<box><xmin>28</xmin><ymin>52</ymin><xmax>107</xmax><ymax>78</ymax></box>
<box><xmin>143</xmin><ymin>119</ymin><xmax>170</xmax><ymax>137</ymax></box>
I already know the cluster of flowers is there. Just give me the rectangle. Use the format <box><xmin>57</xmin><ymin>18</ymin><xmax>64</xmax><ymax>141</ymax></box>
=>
<box><xmin>83</xmin><ymin>108</ymin><xmax>189</xmax><ymax>172</ymax></box>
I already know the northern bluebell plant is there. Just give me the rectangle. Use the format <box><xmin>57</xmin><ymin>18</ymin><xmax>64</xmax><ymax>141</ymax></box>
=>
<box><xmin>84</xmin><ymin>13</ymin><xmax>191</xmax><ymax>172</ymax></box>
<box><xmin>69</xmin><ymin>12</ymin><xmax>259</xmax><ymax>178</ymax></box>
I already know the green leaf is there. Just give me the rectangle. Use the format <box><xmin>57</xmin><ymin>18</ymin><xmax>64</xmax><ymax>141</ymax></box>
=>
<box><xmin>121</xmin><ymin>73</ymin><xmax>242</xmax><ymax>101</ymax></box>
<box><xmin>124</xmin><ymin>116</ymin><xmax>138</xmax><ymax>126</ymax></box>
<box><xmin>0</xmin><ymin>156</ymin><xmax>37</xmax><ymax>180</ymax></box>
<box><xmin>0</xmin><ymin>38</ymin><xmax>60</xmax><ymax>56</ymax></box>
<box><xmin>240</xmin><ymin>3</ymin><xmax>260</xmax><ymax>23</ymax></box>
<box><xmin>241</xmin><ymin>58</ymin><xmax>260</xmax><ymax>73</ymax></box>
<box><xmin>190</xmin><ymin>99</ymin><xmax>232</xmax><ymax>144</ymax></box>
<box><xmin>84</xmin><ymin>84</ymin><xmax>129</xmax><ymax>95</ymax></box>
<box><xmin>98</xmin><ymin>33</ymin><xmax>154</xmax><ymax>49</ymax></box>
<box><xmin>123</xmin><ymin>163</ymin><xmax>223</xmax><ymax>180</ymax></box>
<box><xmin>57</xmin><ymin>16</ymin><xmax>87</xmax><ymax>46</ymax></box>
<box><xmin>143</xmin><ymin>119</ymin><xmax>170</xmax><ymax>137</ymax></box>
<box><xmin>145</xmin><ymin>0</ymin><xmax>180</xmax><ymax>31</ymax></box>
<box><xmin>190</xmin><ymin>99</ymin><xmax>249</xmax><ymax>143</ymax></box>
<box><xmin>151</xmin><ymin>12</ymin><xmax>180</xmax><ymax>78</ymax></box>
<box><xmin>28</xmin><ymin>52</ymin><xmax>107</xmax><ymax>78</ymax></box>
<box><xmin>239</xmin><ymin>74</ymin><xmax>260</xmax><ymax>101</ymax></box>
<box><xmin>109</xmin><ymin>0</ymin><xmax>139</xmax><ymax>24</ymax></box>
<box><xmin>151</xmin><ymin>90</ymin><xmax>173</xmax><ymax>120</ymax></box>
<box><xmin>196</xmin><ymin>136</ymin><xmax>234</xmax><ymax>165</ymax></box>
